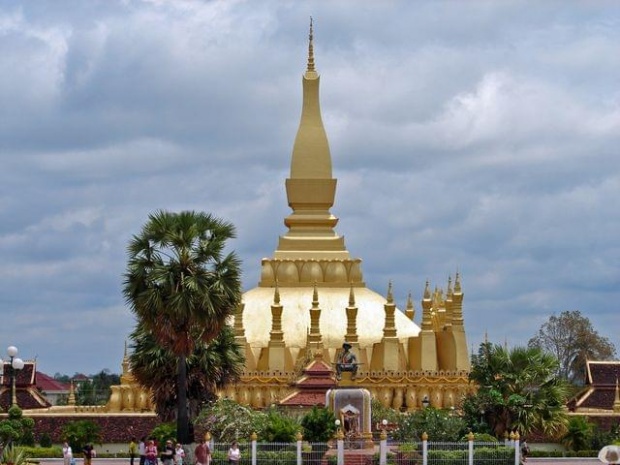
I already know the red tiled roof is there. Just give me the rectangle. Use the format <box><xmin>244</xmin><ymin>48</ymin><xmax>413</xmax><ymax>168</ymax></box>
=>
<box><xmin>36</xmin><ymin>372</ymin><xmax>70</xmax><ymax>392</ymax></box>
<box><xmin>588</xmin><ymin>362</ymin><xmax>620</xmax><ymax>386</ymax></box>
<box><xmin>2</xmin><ymin>362</ymin><xmax>36</xmax><ymax>387</ymax></box>
<box><xmin>0</xmin><ymin>387</ymin><xmax>51</xmax><ymax>410</ymax></box>
<box><xmin>581</xmin><ymin>389</ymin><xmax>616</xmax><ymax>410</ymax></box>
<box><xmin>280</xmin><ymin>391</ymin><xmax>326</xmax><ymax>406</ymax></box>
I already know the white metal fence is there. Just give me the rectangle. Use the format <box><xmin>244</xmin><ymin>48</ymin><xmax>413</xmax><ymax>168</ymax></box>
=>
<box><xmin>199</xmin><ymin>437</ymin><xmax>519</xmax><ymax>465</ymax></box>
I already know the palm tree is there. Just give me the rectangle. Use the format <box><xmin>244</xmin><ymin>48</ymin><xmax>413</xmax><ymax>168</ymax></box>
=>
<box><xmin>124</xmin><ymin>210</ymin><xmax>242</xmax><ymax>442</ymax></box>
<box><xmin>129</xmin><ymin>322</ymin><xmax>245</xmax><ymax>421</ymax></box>
<box><xmin>467</xmin><ymin>343</ymin><xmax>569</xmax><ymax>437</ymax></box>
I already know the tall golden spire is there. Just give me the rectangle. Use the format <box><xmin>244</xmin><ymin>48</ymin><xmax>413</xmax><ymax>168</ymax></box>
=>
<box><xmin>274</xmin><ymin>19</ymin><xmax>351</xmax><ymax>261</ymax></box>
<box><xmin>614</xmin><ymin>377</ymin><xmax>620</xmax><ymax>412</ymax></box>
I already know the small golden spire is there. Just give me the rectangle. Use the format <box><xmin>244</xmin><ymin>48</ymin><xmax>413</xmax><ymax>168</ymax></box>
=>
<box><xmin>614</xmin><ymin>377</ymin><xmax>620</xmax><ymax>412</ymax></box>
<box><xmin>122</xmin><ymin>340</ymin><xmax>130</xmax><ymax>375</ymax></box>
<box><xmin>274</xmin><ymin>279</ymin><xmax>280</xmax><ymax>304</ymax></box>
<box><xmin>349</xmin><ymin>282</ymin><xmax>356</xmax><ymax>307</ymax></box>
<box><xmin>454</xmin><ymin>271</ymin><xmax>462</xmax><ymax>293</ymax></box>
<box><xmin>405</xmin><ymin>292</ymin><xmax>415</xmax><ymax>321</ymax></box>
<box><xmin>68</xmin><ymin>380</ymin><xmax>76</xmax><ymax>406</ymax></box>
<box><xmin>423</xmin><ymin>279</ymin><xmax>431</xmax><ymax>299</ymax></box>
<box><xmin>446</xmin><ymin>276</ymin><xmax>453</xmax><ymax>298</ymax></box>
<box><xmin>307</xmin><ymin>17</ymin><xmax>315</xmax><ymax>73</ymax></box>
<box><xmin>406</xmin><ymin>292</ymin><xmax>413</xmax><ymax>310</ymax></box>
<box><xmin>387</xmin><ymin>281</ymin><xmax>394</xmax><ymax>303</ymax></box>
<box><xmin>312</xmin><ymin>280</ymin><xmax>319</xmax><ymax>306</ymax></box>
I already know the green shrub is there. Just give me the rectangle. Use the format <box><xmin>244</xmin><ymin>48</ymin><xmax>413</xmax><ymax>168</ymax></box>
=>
<box><xmin>263</xmin><ymin>410</ymin><xmax>299</xmax><ymax>443</ymax></box>
<box><xmin>562</xmin><ymin>416</ymin><xmax>594</xmax><ymax>451</ymax></box>
<box><xmin>18</xmin><ymin>446</ymin><xmax>63</xmax><ymax>458</ymax></box>
<box><xmin>150</xmin><ymin>423</ymin><xmax>177</xmax><ymax>448</ymax></box>
<box><xmin>459</xmin><ymin>432</ymin><xmax>497</xmax><ymax>442</ymax></box>
<box><xmin>301</xmin><ymin>406</ymin><xmax>336</xmax><ymax>442</ymax></box>
<box><xmin>39</xmin><ymin>433</ymin><xmax>53</xmax><ymax>448</ymax></box>
<box><xmin>19</xmin><ymin>429</ymin><xmax>35</xmax><ymax>447</ymax></box>
<box><xmin>61</xmin><ymin>420</ymin><xmax>102</xmax><ymax>452</ymax></box>
<box><xmin>2</xmin><ymin>445</ymin><xmax>28</xmax><ymax>465</ymax></box>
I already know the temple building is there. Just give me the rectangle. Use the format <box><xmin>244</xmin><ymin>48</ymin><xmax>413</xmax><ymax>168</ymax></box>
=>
<box><xmin>226</xmin><ymin>23</ymin><xmax>472</xmax><ymax>411</ymax></box>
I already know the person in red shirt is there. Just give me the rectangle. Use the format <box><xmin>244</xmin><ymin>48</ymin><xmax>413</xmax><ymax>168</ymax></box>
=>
<box><xmin>194</xmin><ymin>439</ymin><xmax>211</xmax><ymax>465</ymax></box>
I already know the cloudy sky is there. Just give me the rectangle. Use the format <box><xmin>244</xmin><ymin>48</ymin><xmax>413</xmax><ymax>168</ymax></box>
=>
<box><xmin>1</xmin><ymin>0</ymin><xmax>619</xmax><ymax>376</ymax></box>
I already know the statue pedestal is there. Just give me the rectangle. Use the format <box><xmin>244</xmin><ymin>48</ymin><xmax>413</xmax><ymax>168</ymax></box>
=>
<box><xmin>326</xmin><ymin>388</ymin><xmax>373</xmax><ymax>449</ymax></box>
<box><xmin>338</xmin><ymin>371</ymin><xmax>357</xmax><ymax>387</ymax></box>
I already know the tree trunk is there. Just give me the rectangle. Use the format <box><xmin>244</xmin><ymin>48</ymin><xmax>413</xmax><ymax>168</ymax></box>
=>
<box><xmin>177</xmin><ymin>353</ymin><xmax>190</xmax><ymax>443</ymax></box>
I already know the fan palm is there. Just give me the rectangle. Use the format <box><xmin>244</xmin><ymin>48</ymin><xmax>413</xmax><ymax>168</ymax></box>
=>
<box><xmin>468</xmin><ymin>344</ymin><xmax>568</xmax><ymax>437</ymax></box>
<box><xmin>129</xmin><ymin>322</ymin><xmax>244</xmax><ymax>421</ymax></box>
<box><xmin>124</xmin><ymin>210</ymin><xmax>242</xmax><ymax>442</ymax></box>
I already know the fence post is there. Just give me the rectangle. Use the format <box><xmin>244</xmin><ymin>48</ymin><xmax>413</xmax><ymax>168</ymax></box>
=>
<box><xmin>422</xmin><ymin>432</ymin><xmax>428</xmax><ymax>465</ymax></box>
<box><xmin>251</xmin><ymin>432</ymin><xmax>257</xmax><ymax>465</ymax></box>
<box><xmin>379</xmin><ymin>429</ymin><xmax>387</xmax><ymax>465</ymax></box>
<box><xmin>504</xmin><ymin>431</ymin><xmax>509</xmax><ymax>447</ymax></box>
<box><xmin>337</xmin><ymin>428</ymin><xmax>344</xmax><ymax>465</ymax></box>
<box><xmin>514</xmin><ymin>432</ymin><xmax>520</xmax><ymax>465</ymax></box>
<box><xmin>509</xmin><ymin>431</ymin><xmax>515</xmax><ymax>448</ymax></box>
<box><xmin>296</xmin><ymin>432</ymin><xmax>303</xmax><ymax>465</ymax></box>
<box><xmin>468</xmin><ymin>431</ymin><xmax>474</xmax><ymax>465</ymax></box>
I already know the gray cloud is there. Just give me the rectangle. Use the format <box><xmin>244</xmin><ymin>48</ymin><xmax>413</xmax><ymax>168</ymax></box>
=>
<box><xmin>0</xmin><ymin>0</ymin><xmax>618</xmax><ymax>375</ymax></box>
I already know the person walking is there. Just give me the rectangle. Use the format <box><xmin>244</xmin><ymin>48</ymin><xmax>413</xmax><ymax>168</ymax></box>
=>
<box><xmin>129</xmin><ymin>438</ymin><xmax>138</xmax><ymax>465</ymax></box>
<box><xmin>62</xmin><ymin>442</ymin><xmax>73</xmax><ymax>465</ymax></box>
<box><xmin>228</xmin><ymin>442</ymin><xmax>240</xmax><ymax>465</ymax></box>
<box><xmin>138</xmin><ymin>437</ymin><xmax>147</xmax><ymax>465</ymax></box>
<box><xmin>521</xmin><ymin>439</ymin><xmax>530</xmax><ymax>463</ymax></box>
<box><xmin>83</xmin><ymin>444</ymin><xmax>95</xmax><ymax>465</ymax></box>
<box><xmin>162</xmin><ymin>440</ymin><xmax>175</xmax><ymax>465</ymax></box>
<box><xmin>145</xmin><ymin>439</ymin><xmax>158</xmax><ymax>465</ymax></box>
<box><xmin>174</xmin><ymin>444</ymin><xmax>185</xmax><ymax>465</ymax></box>
<box><xmin>194</xmin><ymin>439</ymin><xmax>210</xmax><ymax>465</ymax></box>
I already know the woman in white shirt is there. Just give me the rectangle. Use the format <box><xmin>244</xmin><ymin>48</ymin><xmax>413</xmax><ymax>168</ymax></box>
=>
<box><xmin>227</xmin><ymin>442</ymin><xmax>240</xmax><ymax>465</ymax></box>
<box><xmin>62</xmin><ymin>442</ymin><xmax>73</xmax><ymax>465</ymax></box>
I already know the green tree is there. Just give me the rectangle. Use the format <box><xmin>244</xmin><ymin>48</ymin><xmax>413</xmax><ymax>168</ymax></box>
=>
<box><xmin>301</xmin><ymin>406</ymin><xmax>336</xmax><ymax>442</ymax></box>
<box><xmin>124</xmin><ymin>210</ymin><xmax>242</xmax><ymax>443</ymax></box>
<box><xmin>561</xmin><ymin>416</ymin><xmax>593</xmax><ymax>451</ymax></box>
<box><xmin>75</xmin><ymin>380</ymin><xmax>97</xmax><ymax>406</ymax></box>
<box><xmin>0</xmin><ymin>406</ymin><xmax>35</xmax><ymax>449</ymax></box>
<box><xmin>130</xmin><ymin>323</ymin><xmax>244</xmax><ymax>421</ymax></box>
<box><xmin>61</xmin><ymin>420</ymin><xmax>101</xmax><ymax>452</ymax></box>
<box><xmin>465</xmin><ymin>343</ymin><xmax>568</xmax><ymax>438</ymax></box>
<box><xmin>393</xmin><ymin>407</ymin><xmax>466</xmax><ymax>442</ymax></box>
<box><xmin>194</xmin><ymin>398</ymin><xmax>266</xmax><ymax>443</ymax></box>
<box><xmin>528</xmin><ymin>310</ymin><xmax>617</xmax><ymax>384</ymax></box>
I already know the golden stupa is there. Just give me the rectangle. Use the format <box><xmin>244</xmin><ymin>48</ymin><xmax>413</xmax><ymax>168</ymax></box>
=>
<box><xmin>227</xmin><ymin>22</ymin><xmax>472</xmax><ymax>411</ymax></box>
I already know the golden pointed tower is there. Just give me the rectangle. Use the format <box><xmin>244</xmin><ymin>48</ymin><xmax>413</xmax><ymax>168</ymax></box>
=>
<box><xmin>274</xmin><ymin>18</ymin><xmax>351</xmax><ymax>262</ymax></box>
<box><xmin>256</xmin><ymin>282</ymin><xmax>294</xmax><ymax>373</ymax></box>
<box><xmin>234</xmin><ymin>21</ymin><xmax>470</xmax><ymax>411</ymax></box>
<box><xmin>308</xmin><ymin>282</ymin><xmax>323</xmax><ymax>348</ymax></box>
<box><xmin>614</xmin><ymin>378</ymin><xmax>620</xmax><ymax>412</ymax></box>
